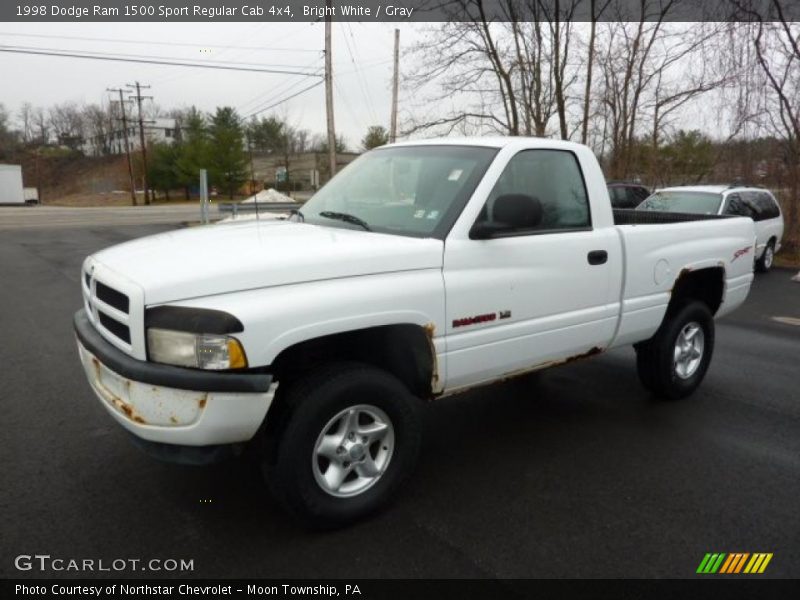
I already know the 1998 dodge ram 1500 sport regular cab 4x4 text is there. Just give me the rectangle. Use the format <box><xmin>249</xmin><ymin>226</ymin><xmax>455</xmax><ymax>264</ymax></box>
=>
<box><xmin>74</xmin><ymin>138</ymin><xmax>755</xmax><ymax>527</ymax></box>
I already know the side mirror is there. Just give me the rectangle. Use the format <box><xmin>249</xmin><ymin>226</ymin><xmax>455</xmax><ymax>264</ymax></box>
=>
<box><xmin>470</xmin><ymin>194</ymin><xmax>543</xmax><ymax>239</ymax></box>
<box><xmin>469</xmin><ymin>221</ymin><xmax>508</xmax><ymax>240</ymax></box>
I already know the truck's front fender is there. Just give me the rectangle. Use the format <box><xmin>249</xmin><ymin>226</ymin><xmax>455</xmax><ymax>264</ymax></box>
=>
<box><xmin>151</xmin><ymin>269</ymin><xmax>447</xmax><ymax>374</ymax></box>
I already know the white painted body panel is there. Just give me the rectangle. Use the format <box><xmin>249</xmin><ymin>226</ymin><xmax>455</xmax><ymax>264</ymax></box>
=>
<box><xmin>656</xmin><ymin>184</ymin><xmax>784</xmax><ymax>262</ymax></box>
<box><xmin>717</xmin><ymin>188</ymin><xmax>783</xmax><ymax>260</ymax></box>
<box><xmin>91</xmin><ymin>219</ymin><xmax>444</xmax><ymax>305</ymax></box>
<box><xmin>168</xmin><ymin>269</ymin><xmax>448</xmax><ymax>390</ymax></box>
<box><xmin>754</xmin><ymin>216</ymin><xmax>784</xmax><ymax>257</ymax></box>
<box><xmin>610</xmin><ymin>218</ymin><xmax>755</xmax><ymax>346</ymax></box>
<box><xmin>78</xmin><ymin>340</ymin><xmax>274</xmax><ymax>445</ymax></box>
<box><xmin>76</xmin><ymin>136</ymin><xmax>756</xmax><ymax>446</ymax></box>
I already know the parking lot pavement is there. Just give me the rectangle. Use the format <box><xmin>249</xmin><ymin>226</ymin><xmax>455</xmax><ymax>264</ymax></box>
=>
<box><xmin>2</xmin><ymin>223</ymin><xmax>799</xmax><ymax>579</ymax></box>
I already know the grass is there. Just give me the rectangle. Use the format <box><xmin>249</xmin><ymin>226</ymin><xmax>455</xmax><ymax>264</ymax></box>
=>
<box><xmin>774</xmin><ymin>253</ymin><xmax>800</xmax><ymax>269</ymax></box>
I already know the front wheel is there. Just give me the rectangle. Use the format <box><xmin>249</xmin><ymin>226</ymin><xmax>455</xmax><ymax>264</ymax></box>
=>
<box><xmin>635</xmin><ymin>301</ymin><xmax>715</xmax><ymax>400</ymax></box>
<box><xmin>263</xmin><ymin>362</ymin><xmax>422</xmax><ymax>529</ymax></box>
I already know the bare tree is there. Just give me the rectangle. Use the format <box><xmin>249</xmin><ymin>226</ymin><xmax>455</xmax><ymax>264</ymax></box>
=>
<box><xmin>18</xmin><ymin>102</ymin><xmax>34</xmax><ymax>145</ymax></box>
<box><xmin>593</xmin><ymin>1</ymin><xmax>726</xmax><ymax>179</ymax></box>
<box><xmin>48</xmin><ymin>102</ymin><xmax>85</xmax><ymax>150</ymax></box>
<box><xmin>32</xmin><ymin>106</ymin><xmax>49</xmax><ymax>145</ymax></box>
<box><xmin>580</xmin><ymin>0</ymin><xmax>612</xmax><ymax>144</ymax></box>
<box><xmin>82</xmin><ymin>103</ymin><xmax>113</xmax><ymax>156</ymax></box>
<box><xmin>405</xmin><ymin>0</ymin><xmax>580</xmax><ymax>138</ymax></box>
<box><xmin>751</xmin><ymin>9</ymin><xmax>800</xmax><ymax>250</ymax></box>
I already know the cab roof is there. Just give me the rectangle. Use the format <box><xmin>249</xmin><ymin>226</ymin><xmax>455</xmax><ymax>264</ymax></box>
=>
<box><xmin>386</xmin><ymin>136</ymin><xmax>586</xmax><ymax>152</ymax></box>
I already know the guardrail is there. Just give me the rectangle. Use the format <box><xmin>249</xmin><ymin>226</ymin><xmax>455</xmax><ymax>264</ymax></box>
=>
<box><xmin>217</xmin><ymin>202</ymin><xmax>301</xmax><ymax>217</ymax></box>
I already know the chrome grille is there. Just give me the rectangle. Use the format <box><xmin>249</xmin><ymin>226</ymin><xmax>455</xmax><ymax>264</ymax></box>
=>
<box><xmin>83</xmin><ymin>269</ymin><xmax>132</xmax><ymax>349</ymax></box>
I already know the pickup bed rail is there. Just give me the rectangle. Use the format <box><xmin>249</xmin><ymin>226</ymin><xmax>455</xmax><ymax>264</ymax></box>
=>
<box><xmin>613</xmin><ymin>209</ymin><xmax>732</xmax><ymax>225</ymax></box>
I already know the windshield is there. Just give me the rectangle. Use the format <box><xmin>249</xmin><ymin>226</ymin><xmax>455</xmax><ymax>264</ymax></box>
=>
<box><xmin>298</xmin><ymin>145</ymin><xmax>498</xmax><ymax>238</ymax></box>
<box><xmin>636</xmin><ymin>191</ymin><xmax>723</xmax><ymax>215</ymax></box>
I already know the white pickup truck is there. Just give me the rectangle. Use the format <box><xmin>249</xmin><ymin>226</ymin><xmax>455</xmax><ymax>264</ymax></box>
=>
<box><xmin>75</xmin><ymin>137</ymin><xmax>755</xmax><ymax>527</ymax></box>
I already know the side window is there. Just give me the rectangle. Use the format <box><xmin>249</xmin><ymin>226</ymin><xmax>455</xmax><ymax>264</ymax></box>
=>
<box><xmin>477</xmin><ymin>149</ymin><xmax>590</xmax><ymax>233</ymax></box>
<box><xmin>609</xmin><ymin>186</ymin><xmax>628</xmax><ymax>208</ymax></box>
<box><xmin>633</xmin><ymin>186</ymin><xmax>650</xmax><ymax>204</ymax></box>
<box><xmin>723</xmin><ymin>194</ymin><xmax>754</xmax><ymax>218</ymax></box>
<box><xmin>759</xmin><ymin>193</ymin><xmax>780</xmax><ymax>219</ymax></box>
<box><xmin>740</xmin><ymin>192</ymin><xmax>764</xmax><ymax>221</ymax></box>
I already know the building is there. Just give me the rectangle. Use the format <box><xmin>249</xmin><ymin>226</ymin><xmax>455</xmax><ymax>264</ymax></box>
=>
<box><xmin>251</xmin><ymin>151</ymin><xmax>360</xmax><ymax>191</ymax></box>
<box><xmin>82</xmin><ymin>118</ymin><xmax>179</xmax><ymax>157</ymax></box>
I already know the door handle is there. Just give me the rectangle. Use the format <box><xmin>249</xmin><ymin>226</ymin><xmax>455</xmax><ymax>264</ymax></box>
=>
<box><xmin>587</xmin><ymin>250</ymin><xmax>608</xmax><ymax>265</ymax></box>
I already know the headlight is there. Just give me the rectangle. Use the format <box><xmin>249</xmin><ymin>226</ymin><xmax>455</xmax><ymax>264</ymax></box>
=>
<box><xmin>147</xmin><ymin>328</ymin><xmax>248</xmax><ymax>370</ymax></box>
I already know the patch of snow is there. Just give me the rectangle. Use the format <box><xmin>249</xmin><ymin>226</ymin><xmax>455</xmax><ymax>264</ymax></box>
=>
<box><xmin>242</xmin><ymin>188</ymin><xmax>293</xmax><ymax>204</ymax></box>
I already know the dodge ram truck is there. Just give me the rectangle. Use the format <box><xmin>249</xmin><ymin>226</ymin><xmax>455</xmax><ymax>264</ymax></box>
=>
<box><xmin>74</xmin><ymin>137</ymin><xmax>756</xmax><ymax>527</ymax></box>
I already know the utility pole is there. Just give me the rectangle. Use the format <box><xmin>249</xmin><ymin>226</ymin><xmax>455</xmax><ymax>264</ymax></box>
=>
<box><xmin>324</xmin><ymin>0</ymin><xmax>337</xmax><ymax>179</ymax></box>
<box><xmin>390</xmin><ymin>28</ymin><xmax>400</xmax><ymax>144</ymax></box>
<box><xmin>108</xmin><ymin>88</ymin><xmax>137</xmax><ymax>206</ymax></box>
<box><xmin>246</xmin><ymin>131</ymin><xmax>256</xmax><ymax>196</ymax></box>
<box><xmin>127</xmin><ymin>81</ymin><xmax>152</xmax><ymax>204</ymax></box>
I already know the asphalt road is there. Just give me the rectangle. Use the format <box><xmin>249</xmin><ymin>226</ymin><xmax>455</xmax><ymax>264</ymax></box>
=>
<box><xmin>0</xmin><ymin>205</ymin><xmax>215</xmax><ymax>230</ymax></box>
<box><xmin>2</xmin><ymin>222</ymin><xmax>799</xmax><ymax>580</ymax></box>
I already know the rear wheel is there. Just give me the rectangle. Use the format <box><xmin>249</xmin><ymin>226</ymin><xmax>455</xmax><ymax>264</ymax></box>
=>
<box><xmin>756</xmin><ymin>240</ymin><xmax>775</xmax><ymax>273</ymax></box>
<box><xmin>263</xmin><ymin>362</ymin><xmax>422</xmax><ymax>529</ymax></box>
<box><xmin>635</xmin><ymin>301</ymin><xmax>714</xmax><ymax>400</ymax></box>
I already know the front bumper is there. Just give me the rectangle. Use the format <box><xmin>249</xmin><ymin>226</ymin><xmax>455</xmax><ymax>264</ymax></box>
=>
<box><xmin>74</xmin><ymin>309</ymin><xmax>275</xmax><ymax>448</ymax></box>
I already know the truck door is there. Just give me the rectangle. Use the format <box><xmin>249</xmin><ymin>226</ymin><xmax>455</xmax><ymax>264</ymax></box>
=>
<box><xmin>441</xmin><ymin>149</ymin><xmax>619</xmax><ymax>391</ymax></box>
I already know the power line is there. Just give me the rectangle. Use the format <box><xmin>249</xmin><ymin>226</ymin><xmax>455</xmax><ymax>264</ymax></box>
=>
<box><xmin>342</xmin><ymin>23</ymin><xmax>379</xmax><ymax>125</ymax></box>
<box><xmin>245</xmin><ymin>80</ymin><xmax>325</xmax><ymax>118</ymax></box>
<box><xmin>148</xmin><ymin>22</ymin><xmax>288</xmax><ymax>87</ymax></box>
<box><xmin>334</xmin><ymin>78</ymin><xmax>368</xmax><ymax>136</ymax></box>
<box><xmin>0</xmin><ymin>31</ymin><xmax>323</xmax><ymax>53</ymax></box>
<box><xmin>240</xmin><ymin>68</ymin><xmax>324</xmax><ymax>115</ymax></box>
<box><xmin>237</xmin><ymin>55</ymin><xmax>324</xmax><ymax>112</ymax></box>
<box><xmin>0</xmin><ymin>44</ymin><xmax>321</xmax><ymax>71</ymax></box>
<box><xmin>0</xmin><ymin>45</ymin><xmax>323</xmax><ymax>77</ymax></box>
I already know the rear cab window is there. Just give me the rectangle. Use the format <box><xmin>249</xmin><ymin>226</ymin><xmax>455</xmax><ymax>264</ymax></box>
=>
<box><xmin>639</xmin><ymin>191</ymin><xmax>723</xmax><ymax>215</ymax></box>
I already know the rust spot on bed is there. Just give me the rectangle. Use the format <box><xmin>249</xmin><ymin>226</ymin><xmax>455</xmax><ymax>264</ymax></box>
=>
<box><xmin>198</xmin><ymin>395</ymin><xmax>207</xmax><ymax>409</ymax></box>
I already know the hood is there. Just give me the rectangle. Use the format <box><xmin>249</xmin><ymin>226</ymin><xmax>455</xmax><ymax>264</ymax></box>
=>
<box><xmin>92</xmin><ymin>220</ymin><xmax>444</xmax><ymax>305</ymax></box>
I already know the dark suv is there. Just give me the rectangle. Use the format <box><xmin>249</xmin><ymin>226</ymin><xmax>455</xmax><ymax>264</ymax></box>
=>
<box><xmin>607</xmin><ymin>182</ymin><xmax>651</xmax><ymax>209</ymax></box>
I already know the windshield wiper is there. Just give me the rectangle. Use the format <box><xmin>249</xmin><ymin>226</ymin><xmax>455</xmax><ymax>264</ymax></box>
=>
<box><xmin>319</xmin><ymin>211</ymin><xmax>371</xmax><ymax>231</ymax></box>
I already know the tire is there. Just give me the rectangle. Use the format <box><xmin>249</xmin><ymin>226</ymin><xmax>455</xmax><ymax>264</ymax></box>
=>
<box><xmin>755</xmin><ymin>239</ymin><xmax>775</xmax><ymax>273</ymax></box>
<box><xmin>263</xmin><ymin>362</ymin><xmax>422</xmax><ymax>529</ymax></box>
<box><xmin>635</xmin><ymin>301</ymin><xmax>714</xmax><ymax>400</ymax></box>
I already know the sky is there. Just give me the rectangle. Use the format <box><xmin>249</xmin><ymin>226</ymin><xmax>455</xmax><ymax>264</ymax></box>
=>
<box><xmin>0</xmin><ymin>22</ymin><xmax>426</xmax><ymax>149</ymax></box>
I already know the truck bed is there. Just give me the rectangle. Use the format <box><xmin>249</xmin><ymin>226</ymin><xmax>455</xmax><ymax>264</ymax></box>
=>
<box><xmin>608</xmin><ymin>208</ymin><xmax>754</xmax><ymax>348</ymax></box>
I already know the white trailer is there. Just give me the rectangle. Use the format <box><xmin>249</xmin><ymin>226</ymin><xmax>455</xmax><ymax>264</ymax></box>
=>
<box><xmin>0</xmin><ymin>164</ymin><xmax>25</xmax><ymax>205</ymax></box>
